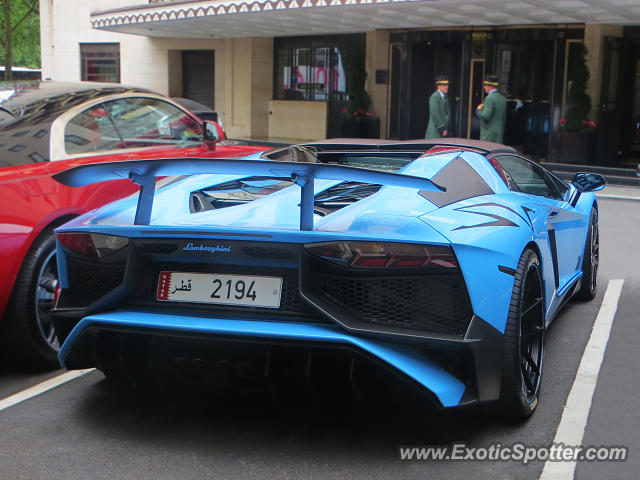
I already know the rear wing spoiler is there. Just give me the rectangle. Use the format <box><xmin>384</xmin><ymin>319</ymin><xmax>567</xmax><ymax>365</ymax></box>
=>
<box><xmin>53</xmin><ymin>157</ymin><xmax>445</xmax><ymax>230</ymax></box>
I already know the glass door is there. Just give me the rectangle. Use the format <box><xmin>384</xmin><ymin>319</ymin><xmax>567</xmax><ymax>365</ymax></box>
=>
<box><xmin>387</xmin><ymin>42</ymin><xmax>407</xmax><ymax>139</ymax></box>
<box><xmin>597</xmin><ymin>36</ymin><xmax>622</xmax><ymax>165</ymax></box>
<box><xmin>629</xmin><ymin>58</ymin><xmax>640</xmax><ymax>157</ymax></box>
<box><xmin>468</xmin><ymin>59</ymin><xmax>485</xmax><ymax>139</ymax></box>
<box><xmin>496</xmin><ymin>41</ymin><xmax>554</xmax><ymax>159</ymax></box>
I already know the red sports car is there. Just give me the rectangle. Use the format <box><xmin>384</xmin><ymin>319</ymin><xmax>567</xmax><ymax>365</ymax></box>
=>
<box><xmin>0</xmin><ymin>82</ymin><xmax>267</xmax><ymax>367</ymax></box>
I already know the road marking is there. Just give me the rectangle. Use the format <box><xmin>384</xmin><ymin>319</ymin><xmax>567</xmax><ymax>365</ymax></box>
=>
<box><xmin>0</xmin><ymin>368</ymin><xmax>95</xmax><ymax>412</ymax></box>
<box><xmin>539</xmin><ymin>279</ymin><xmax>625</xmax><ymax>480</ymax></box>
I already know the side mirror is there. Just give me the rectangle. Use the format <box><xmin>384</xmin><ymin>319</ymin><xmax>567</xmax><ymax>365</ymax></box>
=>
<box><xmin>571</xmin><ymin>173</ymin><xmax>606</xmax><ymax>192</ymax></box>
<box><xmin>203</xmin><ymin>120</ymin><xmax>220</xmax><ymax>142</ymax></box>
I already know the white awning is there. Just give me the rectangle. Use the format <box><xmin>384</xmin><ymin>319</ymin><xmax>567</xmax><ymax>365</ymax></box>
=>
<box><xmin>91</xmin><ymin>0</ymin><xmax>640</xmax><ymax>39</ymax></box>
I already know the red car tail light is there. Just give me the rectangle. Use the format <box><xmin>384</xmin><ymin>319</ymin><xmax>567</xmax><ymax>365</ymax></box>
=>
<box><xmin>304</xmin><ymin>242</ymin><xmax>458</xmax><ymax>269</ymax></box>
<box><xmin>423</xmin><ymin>146</ymin><xmax>462</xmax><ymax>155</ymax></box>
<box><xmin>57</xmin><ymin>232</ymin><xmax>129</xmax><ymax>258</ymax></box>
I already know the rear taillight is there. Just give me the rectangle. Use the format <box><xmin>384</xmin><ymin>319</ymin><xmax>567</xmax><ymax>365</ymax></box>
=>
<box><xmin>57</xmin><ymin>232</ymin><xmax>128</xmax><ymax>258</ymax></box>
<box><xmin>304</xmin><ymin>242</ymin><xmax>457</xmax><ymax>268</ymax></box>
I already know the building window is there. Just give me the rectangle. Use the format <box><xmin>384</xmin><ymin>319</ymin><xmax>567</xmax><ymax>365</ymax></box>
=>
<box><xmin>274</xmin><ymin>35</ymin><xmax>364</xmax><ymax>102</ymax></box>
<box><xmin>276</xmin><ymin>47</ymin><xmax>335</xmax><ymax>101</ymax></box>
<box><xmin>80</xmin><ymin>43</ymin><xmax>120</xmax><ymax>83</ymax></box>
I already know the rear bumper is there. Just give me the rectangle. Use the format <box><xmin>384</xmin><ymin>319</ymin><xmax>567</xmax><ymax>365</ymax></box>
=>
<box><xmin>59</xmin><ymin>310</ymin><xmax>505</xmax><ymax>408</ymax></box>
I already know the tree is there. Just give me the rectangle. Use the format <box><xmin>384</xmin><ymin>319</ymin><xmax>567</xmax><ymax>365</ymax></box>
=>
<box><xmin>1</xmin><ymin>0</ymin><xmax>39</xmax><ymax>81</ymax></box>
<box><xmin>340</xmin><ymin>45</ymin><xmax>372</xmax><ymax>118</ymax></box>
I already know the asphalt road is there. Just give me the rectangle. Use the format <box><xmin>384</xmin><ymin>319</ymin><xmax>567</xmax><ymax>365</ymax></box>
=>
<box><xmin>0</xmin><ymin>197</ymin><xmax>637</xmax><ymax>480</ymax></box>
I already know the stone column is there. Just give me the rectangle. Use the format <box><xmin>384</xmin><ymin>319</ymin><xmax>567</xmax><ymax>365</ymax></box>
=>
<box><xmin>225</xmin><ymin>37</ymin><xmax>273</xmax><ymax>139</ymax></box>
<box><xmin>366</xmin><ymin>30</ymin><xmax>390</xmax><ymax>139</ymax></box>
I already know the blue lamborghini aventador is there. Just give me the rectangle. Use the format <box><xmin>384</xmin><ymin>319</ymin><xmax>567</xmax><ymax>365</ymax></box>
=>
<box><xmin>51</xmin><ymin>139</ymin><xmax>605</xmax><ymax>418</ymax></box>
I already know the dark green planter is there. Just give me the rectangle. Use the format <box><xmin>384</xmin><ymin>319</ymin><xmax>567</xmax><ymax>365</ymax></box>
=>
<box><xmin>341</xmin><ymin>118</ymin><xmax>380</xmax><ymax>138</ymax></box>
<box><xmin>341</xmin><ymin>119</ymin><xmax>361</xmax><ymax>138</ymax></box>
<box><xmin>360</xmin><ymin>117</ymin><xmax>380</xmax><ymax>139</ymax></box>
<box><xmin>556</xmin><ymin>131</ymin><xmax>596</xmax><ymax>164</ymax></box>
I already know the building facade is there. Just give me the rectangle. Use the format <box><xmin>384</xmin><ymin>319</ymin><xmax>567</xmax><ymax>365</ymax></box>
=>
<box><xmin>40</xmin><ymin>0</ymin><xmax>640</xmax><ymax>166</ymax></box>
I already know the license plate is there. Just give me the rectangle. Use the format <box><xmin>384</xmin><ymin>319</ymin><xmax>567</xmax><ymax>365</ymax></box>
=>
<box><xmin>156</xmin><ymin>271</ymin><xmax>282</xmax><ymax>308</ymax></box>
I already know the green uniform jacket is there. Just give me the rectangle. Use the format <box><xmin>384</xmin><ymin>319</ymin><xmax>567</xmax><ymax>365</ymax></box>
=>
<box><xmin>476</xmin><ymin>90</ymin><xmax>506</xmax><ymax>143</ymax></box>
<box><xmin>425</xmin><ymin>90</ymin><xmax>449</xmax><ymax>139</ymax></box>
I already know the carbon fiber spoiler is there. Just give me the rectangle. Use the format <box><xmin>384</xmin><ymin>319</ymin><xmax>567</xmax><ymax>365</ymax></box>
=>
<box><xmin>53</xmin><ymin>157</ymin><xmax>445</xmax><ymax>230</ymax></box>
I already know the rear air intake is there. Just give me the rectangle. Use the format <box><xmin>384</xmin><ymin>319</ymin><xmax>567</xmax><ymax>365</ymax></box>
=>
<box><xmin>302</xmin><ymin>242</ymin><xmax>473</xmax><ymax>337</ymax></box>
<box><xmin>64</xmin><ymin>258</ymin><xmax>126</xmax><ymax>307</ymax></box>
<box><xmin>56</xmin><ymin>232</ymin><xmax>129</xmax><ymax>308</ymax></box>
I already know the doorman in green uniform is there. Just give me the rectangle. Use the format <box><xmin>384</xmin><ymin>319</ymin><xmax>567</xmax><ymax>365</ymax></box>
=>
<box><xmin>476</xmin><ymin>75</ymin><xmax>506</xmax><ymax>143</ymax></box>
<box><xmin>425</xmin><ymin>75</ymin><xmax>449</xmax><ymax>139</ymax></box>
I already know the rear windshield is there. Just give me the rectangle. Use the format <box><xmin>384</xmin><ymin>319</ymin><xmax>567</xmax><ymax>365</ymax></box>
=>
<box><xmin>316</xmin><ymin>152</ymin><xmax>418</xmax><ymax>173</ymax></box>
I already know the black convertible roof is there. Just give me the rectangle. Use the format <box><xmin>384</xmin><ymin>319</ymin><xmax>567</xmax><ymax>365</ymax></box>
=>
<box><xmin>0</xmin><ymin>82</ymin><xmax>153</xmax><ymax>169</ymax></box>
<box><xmin>301</xmin><ymin>137</ymin><xmax>516</xmax><ymax>155</ymax></box>
<box><xmin>0</xmin><ymin>81</ymin><xmax>150</xmax><ymax>110</ymax></box>
<box><xmin>0</xmin><ymin>81</ymin><xmax>152</xmax><ymax>128</ymax></box>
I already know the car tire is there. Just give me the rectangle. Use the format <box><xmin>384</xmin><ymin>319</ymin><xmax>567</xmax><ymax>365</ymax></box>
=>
<box><xmin>575</xmin><ymin>207</ymin><xmax>598</xmax><ymax>301</ymax></box>
<box><xmin>499</xmin><ymin>248</ymin><xmax>545</xmax><ymax>419</ymax></box>
<box><xmin>2</xmin><ymin>228</ymin><xmax>61</xmax><ymax>368</ymax></box>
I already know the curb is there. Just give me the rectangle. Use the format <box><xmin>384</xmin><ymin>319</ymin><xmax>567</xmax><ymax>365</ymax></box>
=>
<box><xmin>550</xmin><ymin>168</ymin><xmax>640</xmax><ymax>187</ymax></box>
<box><xmin>596</xmin><ymin>194</ymin><xmax>640</xmax><ymax>201</ymax></box>
<box><xmin>554</xmin><ymin>172</ymin><xmax>640</xmax><ymax>187</ymax></box>
<box><xmin>544</xmin><ymin>162</ymin><xmax>639</xmax><ymax>178</ymax></box>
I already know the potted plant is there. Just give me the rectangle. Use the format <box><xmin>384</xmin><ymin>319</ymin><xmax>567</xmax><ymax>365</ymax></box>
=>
<box><xmin>556</xmin><ymin>43</ymin><xmax>596</xmax><ymax>164</ymax></box>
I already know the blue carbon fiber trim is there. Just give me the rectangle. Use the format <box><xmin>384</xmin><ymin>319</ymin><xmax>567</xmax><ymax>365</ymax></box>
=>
<box><xmin>59</xmin><ymin>311</ymin><xmax>466</xmax><ymax>407</ymax></box>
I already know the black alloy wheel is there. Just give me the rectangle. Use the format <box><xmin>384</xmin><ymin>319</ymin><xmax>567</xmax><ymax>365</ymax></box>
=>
<box><xmin>2</xmin><ymin>229</ymin><xmax>61</xmax><ymax>367</ymax></box>
<box><xmin>519</xmin><ymin>260</ymin><xmax>544</xmax><ymax>403</ymax></box>
<box><xmin>34</xmin><ymin>249</ymin><xmax>61</xmax><ymax>352</ymax></box>
<box><xmin>576</xmin><ymin>207</ymin><xmax>599</xmax><ymax>301</ymax></box>
<box><xmin>499</xmin><ymin>248</ymin><xmax>545</xmax><ymax>418</ymax></box>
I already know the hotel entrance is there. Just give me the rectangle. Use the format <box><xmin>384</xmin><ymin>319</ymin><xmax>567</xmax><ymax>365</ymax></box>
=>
<box><xmin>468</xmin><ymin>58</ymin><xmax>485</xmax><ymax>140</ymax></box>
<box><xmin>388</xmin><ymin>27</ymin><xmax>575</xmax><ymax>161</ymax></box>
<box><xmin>387</xmin><ymin>31</ymin><xmax>467</xmax><ymax>140</ymax></box>
<box><xmin>495</xmin><ymin>31</ymin><xmax>556</xmax><ymax>159</ymax></box>
<box><xmin>619</xmin><ymin>27</ymin><xmax>640</xmax><ymax>166</ymax></box>
<box><xmin>407</xmin><ymin>37</ymin><xmax>464</xmax><ymax>139</ymax></box>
